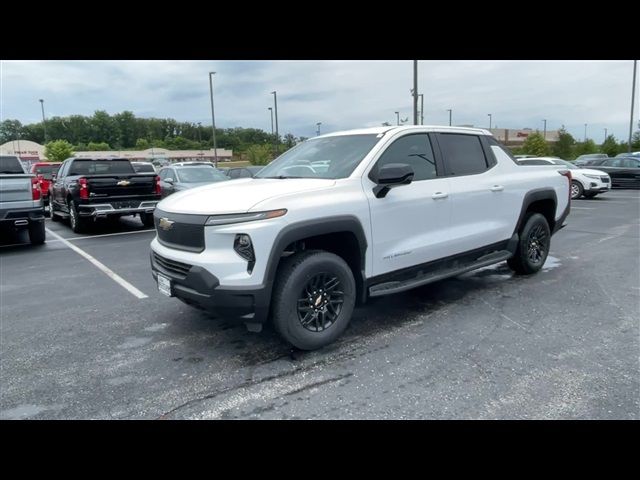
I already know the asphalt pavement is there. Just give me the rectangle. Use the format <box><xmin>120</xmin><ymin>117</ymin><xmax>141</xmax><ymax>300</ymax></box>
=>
<box><xmin>1</xmin><ymin>190</ymin><xmax>638</xmax><ymax>419</ymax></box>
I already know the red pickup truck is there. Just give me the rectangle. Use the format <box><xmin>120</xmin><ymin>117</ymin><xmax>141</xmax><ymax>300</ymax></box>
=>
<box><xmin>30</xmin><ymin>162</ymin><xmax>62</xmax><ymax>207</ymax></box>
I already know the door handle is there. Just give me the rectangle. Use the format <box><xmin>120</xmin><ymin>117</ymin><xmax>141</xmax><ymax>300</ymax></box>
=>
<box><xmin>431</xmin><ymin>192</ymin><xmax>448</xmax><ymax>200</ymax></box>
<box><xmin>490</xmin><ymin>185</ymin><xmax>504</xmax><ymax>192</ymax></box>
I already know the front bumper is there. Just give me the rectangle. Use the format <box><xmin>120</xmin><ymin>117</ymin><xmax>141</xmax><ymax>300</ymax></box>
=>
<box><xmin>150</xmin><ymin>250</ymin><xmax>270</xmax><ymax>324</ymax></box>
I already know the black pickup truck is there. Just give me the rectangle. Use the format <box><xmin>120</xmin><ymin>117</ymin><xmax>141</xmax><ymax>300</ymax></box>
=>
<box><xmin>50</xmin><ymin>157</ymin><xmax>161</xmax><ymax>233</ymax></box>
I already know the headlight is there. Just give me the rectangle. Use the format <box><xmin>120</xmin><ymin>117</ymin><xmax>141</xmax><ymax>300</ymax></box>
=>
<box><xmin>205</xmin><ymin>209</ymin><xmax>287</xmax><ymax>226</ymax></box>
<box><xmin>584</xmin><ymin>174</ymin><xmax>603</xmax><ymax>180</ymax></box>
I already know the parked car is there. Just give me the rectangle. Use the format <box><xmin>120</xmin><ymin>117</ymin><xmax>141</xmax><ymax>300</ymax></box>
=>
<box><xmin>590</xmin><ymin>156</ymin><xmax>640</xmax><ymax>188</ymax></box>
<box><xmin>574</xmin><ymin>153</ymin><xmax>609</xmax><ymax>166</ymax></box>
<box><xmin>615</xmin><ymin>151</ymin><xmax>640</xmax><ymax>158</ymax></box>
<box><xmin>150</xmin><ymin>125</ymin><xmax>571</xmax><ymax>350</ymax></box>
<box><xmin>131</xmin><ymin>162</ymin><xmax>157</xmax><ymax>174</ymax></box>
<box><xmin>0</xmin><ymin>155</ymin><xmax>45</xmax><ymax>244</ymax></box>
<box><xmin>220</xmin><ymin>166</ymin><xmax>264</xmax><ymax>179</ymax></box>
<box><xmin>158</xmin><ymin>164</ymin><xmax>229</xmax><ymax>198</ymax></box>
<box><xmin>518</xmin><ymin>157</ymin><xmax>611</xmax><ymax>199</ymax></box>
<box><xmin>171</xmin><ymin>161</ymin><xmax>215</xmax><ymax>167</ymax></box>
<box><xmin>29</xmin><ymin>162</ymin><xmax>61</xmax><ymax>207</ymax></box>
<box><xmin>50</xmin><ymin>157</ymin><xmax>162</xmax><ymax>232</ymax></box>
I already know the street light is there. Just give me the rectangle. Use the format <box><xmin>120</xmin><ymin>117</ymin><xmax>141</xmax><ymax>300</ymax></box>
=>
<box><xmin>542</xmin><ymin>119</ymin><xmax>547</xmax><ymax>140</ymax></box>
<box><xmin>487</xmin><ymin>113</ymin><xmax>492</xmax><ymax>129</ymax></box>
<box><xmin>413</xmin><ymin>60</ymin><xmax>418</xmax><ymax>125</ymax></box>
<box><xmin>39</xmin><ymin>99</ymin><xmax>47</xmax><ymax>143</ymax></box>
<box><xmin>271</xmin><ymin>91</ymin><xmax>279</xmax><ymax>154</ymax></box>
<box><xmin>418</xmin><ymin>94</ymin><xmax>424</xmax><ymax>125</ymax></box>
<box><xmin>208</xmin><ymin>72</ymin><xmax>219</xmax><ymax>167</ymax></box>
<box><xmin>316</xmin><ymin>122</ymin><xmax>322</xmax><ymax>136</ymax></box>
<box><xmin>447</xmin><ymin>109</ymin><xmax>452</xmax><ymax>126</ymax></box>
<box><xmin>395</xmin><ymin>111</ymin><xmax>400</xmax><ymax>126</ymax></box>
<box><xmin>584</xmin><ymin>123</ymin><xmax>588</xmax><ymax>141</ymax></box>
<box><xmin>604</xmin><ymin>128</ymin><xmax>608</xmax><ymax>143</ymax></box>
<box><xmin>197</xmin><ymin>122</ymin><xmax>202</xmax><ymax>143</ymax></box>
<box><xmin>628</xmin><ymin>60</ymin><xmax>637</xmax><ymax>153</ymax></box>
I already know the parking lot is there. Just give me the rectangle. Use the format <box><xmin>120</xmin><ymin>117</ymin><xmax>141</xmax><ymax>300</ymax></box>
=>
<box><xmin>1</xmin><ymin>190</ymin><xmax>638</xmax><ymax>419</ymax></box>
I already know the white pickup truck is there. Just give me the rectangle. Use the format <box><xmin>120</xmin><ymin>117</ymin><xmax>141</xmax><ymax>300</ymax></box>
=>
<box><xmin>0</xmin><ymin>155</ymin><xmax>45</xmax><ymax>244</ymax></box>
<box><xmin>150</xmin><ymin>126</ymin><xmax>571</xmax><ymax>349</ymax></box>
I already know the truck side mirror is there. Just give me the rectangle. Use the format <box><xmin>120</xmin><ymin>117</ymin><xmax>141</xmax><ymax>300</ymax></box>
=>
<box><xmin>372</xmin><ymin>163</ymin><xmax>414</xmax><ymax>198</ymax></box>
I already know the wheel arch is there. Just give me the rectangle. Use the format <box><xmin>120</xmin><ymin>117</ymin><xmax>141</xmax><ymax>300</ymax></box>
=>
<box><xmin>514</xmin><ymin>189</ymin><xmax>558</xmax><ymax>235</ymax></box>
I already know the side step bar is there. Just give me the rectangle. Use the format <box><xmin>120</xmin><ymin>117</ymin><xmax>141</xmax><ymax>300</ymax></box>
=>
<box><xmin>369</xmin><ymin>237</ymin><xmax>518</xmax><ymax>298</ymax></box>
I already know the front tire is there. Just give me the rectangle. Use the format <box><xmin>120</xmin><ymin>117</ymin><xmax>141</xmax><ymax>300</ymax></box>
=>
<box><xmin>571</xmin><ymin>180</ymin><xmax>583</xmax><ymax>199</ymax></box>
<box><xmin>28</xmin><ymin>221</ymin><xmax>46</xmax><ymax>245</ymax></box>
<box><xmin>272</xmin><ymin>250</ymin><xmax>356</xmax><ymax>350</ymax></box>
<box><xmin>507</xmin><ymin>213</ymin><xmax>551</xmax><ymax>275</ymax></box>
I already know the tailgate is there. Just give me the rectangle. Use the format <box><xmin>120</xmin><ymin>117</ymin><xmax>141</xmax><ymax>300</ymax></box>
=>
<box><xmin>0</xmin><ymin>175</ymin><xmax>34</xmax><ymax>203</ymax></box>
<box><xmin>86</xmin><ymin>174</ymin><xmax>156</xmax><ymax>198</ymax></box>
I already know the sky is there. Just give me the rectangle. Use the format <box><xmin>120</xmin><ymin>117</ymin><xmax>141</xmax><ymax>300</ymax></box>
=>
<box><xmin>1</xmin><ymin>60</ymin><xmax>638</xmax><ymax>142</ymax></box>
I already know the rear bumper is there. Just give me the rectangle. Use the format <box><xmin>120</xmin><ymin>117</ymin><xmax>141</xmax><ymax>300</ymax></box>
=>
<box><xmin>0</xmin><ymin>207</ymin><xmax>45</xmax><ymax>229</ymax></box>
<box><xmin>78</xmin><ymin>201</ymin><xmax>159</xmax><ymax>218</ymax></box>
<box><xmin>150</xmin><ymin>251</ymin><xmax>270</xmax><ymax>324</ymax></box>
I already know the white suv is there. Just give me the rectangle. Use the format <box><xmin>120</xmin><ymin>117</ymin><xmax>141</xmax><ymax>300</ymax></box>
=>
<box><xmin>517</xmin><ymin>157</ymin><xmax>611</xmax><ymax>199</ymax></box>
<box><xmin>150</xmin><ymin>126</ymin><xmax>571</xmax><ymax>350</ymax></box>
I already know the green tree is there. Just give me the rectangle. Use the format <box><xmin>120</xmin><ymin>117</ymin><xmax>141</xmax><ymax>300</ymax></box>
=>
<box><xmin>552</xmin><ymin>127</ymin><xmax>575</xmax><ymax>159</ymax></box>
<box><xmin>0</xmin><ymin>119</ymin><xmax>24</xmax><ymax>144</ymax></box>
<box><xmin>521</xmin><ymin>131</ymin><xmax>549</xmax><ymax>156</ymax></box>
<box><xmin>45</xmin><ymin>140</ymin><xmax>74</xmax><ymax>162</ymax></box>
<box><xmin>601</xmin><ymin>135</ymin><xmax>618</xmax><ymax>157</ymax></box>
<box><xmin>114</xmin><ymin>111</ymin><xmax>137</xmax><ymax>148</ymax></box>
<box><xmin>283</xmin><ymin>133</ymin><xmax>296</xmax><ymax>148</ymax></box>
<box><xmin>86</xmin><ymin>141</ymin><xmax>110</xmax><ymax>151</ymax></box>
<box><xmin>246</xmin><ymin>144</ymin><xmax>272</xmax><ymax>165</ymax></box>
<box><xmin>574</xmin><ymin>139</ymin><xmax>599</xmax><ymax>156</ymax></box>
<box><xmin>135</xmin><ymin>138</ymin><xmax>150</xmax><ymax>149</ymax></box>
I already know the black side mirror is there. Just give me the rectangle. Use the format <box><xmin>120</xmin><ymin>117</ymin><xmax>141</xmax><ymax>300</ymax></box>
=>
<box><xmin>372</xmin><ymin>163</ymin><xmax>414</xmax><ymax>198</ymax></box>
<box><xmin>51</xmin><ymin>173</ymin><xmax>57</xmax><ymax>181</ymax></box>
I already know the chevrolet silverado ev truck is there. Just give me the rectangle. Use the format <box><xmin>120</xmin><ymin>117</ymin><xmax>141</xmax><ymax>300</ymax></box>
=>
<box><xmin>150</xmin><ymin>126</ymin><xmax>571</xmax><ymax>350</ymax></box>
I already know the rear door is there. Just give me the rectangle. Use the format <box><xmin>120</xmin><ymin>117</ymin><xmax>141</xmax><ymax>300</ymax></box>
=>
<box><xmin>436</xmin><ymin>133</ymin><xmax>514</xmax><ymax>254</ymax></box>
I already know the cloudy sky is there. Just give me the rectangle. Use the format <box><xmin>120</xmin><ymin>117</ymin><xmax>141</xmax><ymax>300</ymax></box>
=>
<box><xmin>1</xmin><ymin>60</ymin><xmax>638</xmax><ymax>141</ymax></box>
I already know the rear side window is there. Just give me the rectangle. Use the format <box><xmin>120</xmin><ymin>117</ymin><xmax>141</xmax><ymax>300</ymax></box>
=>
<box><xmin>371</xmin><ymin>133</ymin><xmax>437</xmax><ymax>181</ymax></box>
<box><xmin>68</xmin><ymin>159</ymin><xmax>135</xmax><ymax>176</ymax></box>
<box><xmin>438</xmin><ymin>134</ymin><xmax>489</xmax><ymax>176</ymax></box>
<box><xmin>0</xmin><ymin>156</ymin><xmax>25</xmax><ymax>174</ymax></box>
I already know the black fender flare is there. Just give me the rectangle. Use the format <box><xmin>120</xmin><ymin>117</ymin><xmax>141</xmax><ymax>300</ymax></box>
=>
<box><xmin>513</xmin><ymin>188</ymin><xmax>558</xmax><ymax>235</ymax></box>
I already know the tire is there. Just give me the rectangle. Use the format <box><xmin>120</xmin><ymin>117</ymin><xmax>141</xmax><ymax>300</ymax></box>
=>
<box><xmin>507</xmin><ymin>213</ymin><xmax>551</xmax><ymax>275</ymax></box>
<box><xmin>271</xmin><ymin>250</ymin><xmax>356</xmax><ymax>350</ymax></box>
<box><xmin>141</xmin><ymin>212</ymin><xmax>155</xmax><ymax>228</ymax></box>
<box><xmin>28</xmin><ymin>221</ymin><xmax>46</xmax><ymax>245</ymax></box>
<box><xmin>68</xmin><ymin>200</ymin><xmax>87</xmax><ymax>234</ymax></box>
<box><xmin>583</xmin><ymin>192</ymin><xmax>598</xmax><ymax>199</ymax></box>
<box><xmin>50</xmin><ymin>197</ymin><xmax>60</xmax><ymax>222</ymax></box>
<box><xmin>570</xmin><ymin>180</ymin><xmax>583</xmax><ymax>199</ymax></box>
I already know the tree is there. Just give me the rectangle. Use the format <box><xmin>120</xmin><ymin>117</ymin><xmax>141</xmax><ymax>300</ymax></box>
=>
<box><xmin>551</xmin><ymin>127</ymin><xmax>575</xmax><ymax>160</ymax></box>
<box><xmin>0</xmin><ymin>119</ymin><xmax>24</xmax><ymax>144</ymax></box>
<box><xmin>601</xmin><ymin>135</ymin><xmax>618</xmax><ymax>157</ymax></box>
<box><xmin>246</xmin><ymin>144</ymin><xmax>272</xmax><ymax>165</ymax></box>
<box><xmin>135</xmin><ymin>138</ymin><xmax>150</xmax><ymax>150</ymax></box>
<box><xmin>521</xmin><ymin>131</ymin><xmax>549</xmax><ymax>156</ymax></box>
<box><xmin>574</xmin><ymin>139</ymin><xmax>598</xmax><ymax>156</ymax></box>
<box><xmin>45</xmin><ymin>140</ymin><xmax>74</xmax><ymax>162</ymax></box>
<box><xmin>86</xmin><ymin>142</ymin><xmax>110</xmax><ymax>151</ymax></box>
<box><xmin>284</xmin><ymin>133</ymin><xmax>296</xmax><ymax>148</ymax></box>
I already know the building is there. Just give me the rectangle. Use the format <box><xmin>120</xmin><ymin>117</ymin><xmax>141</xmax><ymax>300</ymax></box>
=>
<box><xmin>487</xmin><ymin>128</ymin><xmax>559</xmax><ymax>146</ymax></box>
<box><xmin>0</xmin><ymin>141</ymin><xmax>233</xmax><ymax>167</ymax></box>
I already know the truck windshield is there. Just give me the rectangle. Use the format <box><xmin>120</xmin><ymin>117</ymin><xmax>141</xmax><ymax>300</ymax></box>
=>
<box><xmin>0</xmin><ymin>156</ymin><xmax>25</xmax><ymax>174</ymax></box>
<box><xmin>69</xmin><ymin>159</ymin><xmax>135</xmax><ymax>175</ymax></box>
<box><xmin>255</xmin><ymin>134</ymin><xmax>380</xmax><ymax>179</ymax></box>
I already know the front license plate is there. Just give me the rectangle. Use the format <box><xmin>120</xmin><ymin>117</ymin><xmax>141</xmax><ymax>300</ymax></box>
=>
<box><xmin>157</xmin><ymin>273</ymin><xmax>172</xmax><ymax>297</ymax></box>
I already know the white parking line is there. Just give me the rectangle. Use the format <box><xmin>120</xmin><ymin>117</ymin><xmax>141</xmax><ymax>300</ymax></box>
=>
<box><xmin>52</xmin><ymin>229</ymin><xmax>155</xmax><ymax>242</ymax></box>
<box><xmin>45</xmin><ymin>228</ymin><xmax>148</xmax><ymax>299</ymax></box>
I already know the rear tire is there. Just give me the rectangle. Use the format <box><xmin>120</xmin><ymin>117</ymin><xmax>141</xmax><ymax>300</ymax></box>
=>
<box><xmin>272</xmin><ymin>250</ymin><xmax>356</xmax><ymax>350</ymax></box>
<box><xmin>141</xmin><ymin>212</ymin><xmax>155</xmax><ymax>228</ymax></box>
<box><xmin>68</xmin><ymin>200</ymin><xmax>88</xmax><ymax>234</ymax></box>
<box><xmin>570</xmin><ymin>180</ymin><xmax>583</xmax><ymax>199</ymax></box>
<box><xmin>507</xmin><ymin>213</ymin><xmax>550</xmax><ymax>275</ymax></box>
<box><xmin>50</xmin><ymin>197</ymin><xmax>60</xmax><ymax>222</ymax></box>
<box><xmin>28</xmin><ymin>221</ymin><xmax>46</xmax><ymax>245</ymax></box>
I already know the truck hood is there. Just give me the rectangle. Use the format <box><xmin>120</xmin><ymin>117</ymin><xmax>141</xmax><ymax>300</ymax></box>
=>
<box><xmin>157</xmin><ymin>177</ymin><xmax>336</xmax><ymax>214</ymax></box>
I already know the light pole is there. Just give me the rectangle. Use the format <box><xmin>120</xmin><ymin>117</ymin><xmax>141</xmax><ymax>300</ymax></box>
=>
<box><xmin>447</xmin><ymin>109</ymin><xmax>452</xmax><ymax>126</ymax></box>
<box><xmin>316</xmin><ymin>122</ymin><xmax>322</xmax><ymax>136</ymax></box>
<box><xmin>487</xmin><ymin>113</ymin><xmax>492</xmax><ymax>129</ymax></box>
<box><xmin>395</xmin><ymin>111</ymin><xmax>400</xmax><ymax>126</ymax></box>
<box><xmin>628</xmin><ymin>60</ymin><xmax>637</xmax><ymax>153</ymax></box>
<box><xmin>584</xmin><ymin>123</ymin><xmax>588</xmax><ymax>141</ymax></box>
<box><xmin>542</xmin><ymin>119</ymin><xmax>547</xmax><ymax>140</ymax></box>
<box><xmin>413</xmin><ymin>60</ymin><xmax>418</xmax><ymax>125</ymax></box>
<box><xmin>271</xmin><ymin>91</ymin><xmax>279</xmax><ymax>154</ymax></box>
<box><xmin>39</xmin><ymin>99</ymin><xmax>47</xmax><ymax>143</ymax></box>
<box><xmin>418</xmin><ymin>94</ymin><xmax>424</xmax><ymax>125</ymax></box>
<box><xmin>197</xmin><ymin>122</ymin><xmax>202</xmax><ymax>143</ymax></box>
<box><xmin>604</xmin><ymin>128</ymin><xmax>608</xmax><ymax>143</ymax></box>
<box><xmin>208</xmin><ymin>72</ymin><xmax>219</xmax><ymax>167</ymax></box>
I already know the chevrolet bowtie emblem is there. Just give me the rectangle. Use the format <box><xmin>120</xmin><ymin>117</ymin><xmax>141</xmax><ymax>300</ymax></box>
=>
<box><xmin>117</xmin><ymin>180</ymin><xmax>131</xmax><ymax>186</ymax></box>
<box><xmin>158</xmin><ymin>218</ymin><xmax>174</xmax><ymax>231</ymax></box>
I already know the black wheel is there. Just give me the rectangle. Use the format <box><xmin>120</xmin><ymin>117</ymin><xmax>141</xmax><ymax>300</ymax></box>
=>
<box><xmin>28</xmin><ymin>221</ymin><xmax>46</xmax><ymax>245</ymax></box>
<box><xmin>141</xmin><ymin>212</ymin><xmax>155</xmax><ymax>228</ymax></box>
<box><xmin>583</xmin><ymin>192</ymin><xmax>598</xmax><ymax>199</ymax></box>
<box><xmin>570</xmin><ymin>180</ymin><xmax>583</xmax><ymax>199</ymax></box>
<box><xmin>272</xmin><ymin>250</ymin><xmax>356</xmax><ymax>350</ymax></box>
<box><xmin>50</xmin><ymin>197</ymin><xmax>60</xmax><ymax>222</ymax></box>
<box><xmin>68</xmin><ymin>200</ymin><xmax>87</xmax><ymax>233</ymax></box>
<box><xmin>507</xmin><ymin>213</ymin><xmax>551</xmax><ymax>275</ymax></box>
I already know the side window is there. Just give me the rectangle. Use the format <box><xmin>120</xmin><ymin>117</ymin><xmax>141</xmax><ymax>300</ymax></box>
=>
<box><xmin>239</xmin><ymin>168</ymin><xmax>253</xmax><ymax>178</ymax></box>
<box><xmin>159</xmin><ymin>169</ymin><xmax>168</xmax><ymax>180</ymax></box>
<box><xmin>624</xmin><ymin>158</ymin><xmax>639</xmax><ymax>168</ymax></box>
<box><xmin>371</xmin><ymin>133</ymin><xmax>437</xmax><ymax>181</ymax></box>
<box><xmin>228</xmin><ymin>169</ymin><xmax>240</xmax><ymax>179</ymax></box>
<box><xmin>58</xmin><ymin>161</ymin><xmax>69</xmax><ymax>178</ymax></box>
<box><xmin>438</xmin><ymin>134</ymin><xmax>489</xmax><ymax>176</ymax></box>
